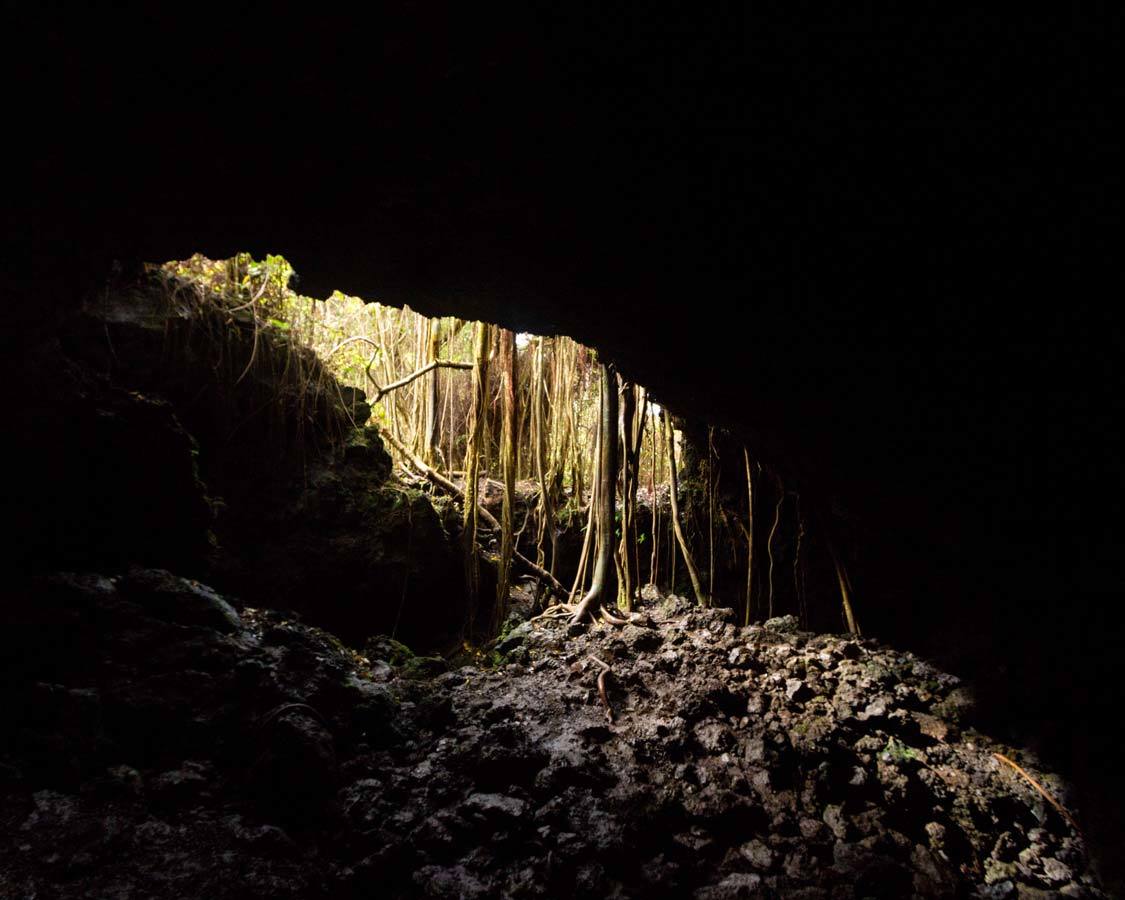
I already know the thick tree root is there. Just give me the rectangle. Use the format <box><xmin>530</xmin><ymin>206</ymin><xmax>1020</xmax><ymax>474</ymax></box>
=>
<box><xmin>587</xmin><ymin>655</ymin><xmax>614</xmax><ymax>723</ymax></box>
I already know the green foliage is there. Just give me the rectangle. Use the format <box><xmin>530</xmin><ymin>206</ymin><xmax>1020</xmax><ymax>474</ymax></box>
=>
<box><xmin>146</xmin><ymin>252</ymin><xmax>362</xmax><ymax>463</ymax></box>
<box><xmin>158</xmin><ymin>253</ymin><xmax>390</xmax><ymax>399</ymax></box>
<box><xmin>161</xmin><ymin>252</ymin><xmax>295</xmax><ymax>319</ymax></box>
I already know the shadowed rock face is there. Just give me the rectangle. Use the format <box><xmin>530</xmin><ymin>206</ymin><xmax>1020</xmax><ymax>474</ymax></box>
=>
<box><xmin>7</xmin><ymin>7</ymin><xmax>1120</xmax><ymax>891</ymax></box>
<box><xmin>6</xmin><ymin>300</ymin><xmax>466</xmax><ymax>652</ymax></box>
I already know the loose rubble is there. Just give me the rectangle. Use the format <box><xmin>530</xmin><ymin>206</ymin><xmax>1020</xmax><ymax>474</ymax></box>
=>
<box><xmin>0</xmin><ymin>575</ymin><xmax>1106</xmax><ymax>898</ymax></box>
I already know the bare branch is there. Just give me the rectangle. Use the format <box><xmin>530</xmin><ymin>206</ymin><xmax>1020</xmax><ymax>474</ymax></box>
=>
<box><xmin>371</xmin><ymin>359</ymin><xmax>473</xmax><ymax>405</ymax></box>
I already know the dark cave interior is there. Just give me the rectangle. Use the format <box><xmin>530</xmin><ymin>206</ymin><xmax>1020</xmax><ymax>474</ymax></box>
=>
<box><xmin>3</xmin><ymin>8</ymin><xmax>1120</xmax><ymax>898</ymax></box>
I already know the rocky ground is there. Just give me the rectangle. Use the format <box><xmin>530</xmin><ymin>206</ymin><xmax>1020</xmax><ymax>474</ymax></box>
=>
<box><xmin>0</xmin><ymin>573</ymin><xmax>1108</xmax><ymax>899</ymax></box>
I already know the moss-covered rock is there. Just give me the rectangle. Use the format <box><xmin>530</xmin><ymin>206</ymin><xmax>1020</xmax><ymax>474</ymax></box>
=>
<box><xmin>342</xmin><ymin>427</ymin><xmax>390</xmax><ymax>479</ymax></box>
<box><xmin>364</xmin><ymin>635</ymin><xmax>416</xmax><ymax>667</ymax></box>
<box><xmin>399</xmin><ymin>655</ymin><xmax>449</xmax><ymax>680</ymax></box>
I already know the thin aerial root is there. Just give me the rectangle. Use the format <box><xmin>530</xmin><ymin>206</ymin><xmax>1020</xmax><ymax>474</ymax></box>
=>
<box><xmin>993</xmin><ymin>752</ymin><xmax>1083</xmax><ymax>836</ymax></box>
<box><xmin>587</xmin><ymin>655</ymin><xmax>614</xmax><ymax>723</ymax></box>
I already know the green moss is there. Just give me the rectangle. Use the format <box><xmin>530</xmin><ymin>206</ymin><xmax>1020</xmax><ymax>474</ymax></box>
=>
<box><xmin>399</xmin><ymin>655</ymin><xmax>449</xmax><ymax>679</ymax></box>
<box><xmin>364</xmin><ymin>634</ymin><xmax>416</xmax><ymax>666</ymax></box>
<box><xmin>883</xmin><ymin>737</ymin><xmax>920</xmax><ymax>763</ymax></box>
<box><xmin>861</xmin><ymin>660</ymin><xmax>890</xmax><ymax>679</ymax></box>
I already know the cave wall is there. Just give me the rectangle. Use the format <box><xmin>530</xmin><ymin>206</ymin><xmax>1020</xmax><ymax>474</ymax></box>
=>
<box><xmin>7</xmin><ymin>6</ymin><xmax>1118</xmax><ymax>798</ymax></box>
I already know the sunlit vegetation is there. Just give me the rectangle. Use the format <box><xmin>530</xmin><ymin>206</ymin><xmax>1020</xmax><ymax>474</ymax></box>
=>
<box><xmin>156</xmin><ymin>253</ymin><xmax>861</xmax><ymax>640</ymax></box>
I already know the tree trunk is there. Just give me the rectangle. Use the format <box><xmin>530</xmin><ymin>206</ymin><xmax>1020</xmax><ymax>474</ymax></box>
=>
<box><xmin>649</xmin><ymin>402</ymin><xmax>661</xmax><ymax>588</ymax></box>
<box><xmin>569</xmin><ymin>412</ymin><xmax>599</xmax><ymax>602</ymax></box>
<box><xmin>422</xmin><ymin>318</ymin><xmax>440</xmax><ymax>465</ymax></box>
<box><xmin>743</xmin><ymin>447</ymin><xmax>754</xmax><ymax>625</ymax></box>
<box><xmin>461</xmin><ymin>322</ymin><xmax>491</xmax><ymax>631</ymax></box>
<box><xmin>494</xmin><ymin>329</ymin><xmax>517</xmax><ymax>633</ymax></box>
<box><xmin>570</xmin><ymin>362</ymin><xmax>619</xmax><ymax>623</ymax></box>
<box><xmin>618</xmin><ymin>377</ymin><xmax>637</xmax><ymax>611</ymax></box>
<box><xmin>532</xmin><ymin>337</ymin><xmax>556</xmax><ymax>573</ymax></box>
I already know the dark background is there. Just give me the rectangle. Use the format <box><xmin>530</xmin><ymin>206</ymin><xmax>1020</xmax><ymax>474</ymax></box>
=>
<box><xmin>6</xmin><ymin>4</ymin><xmax>1122</xmax><ymax>881</ymax></box>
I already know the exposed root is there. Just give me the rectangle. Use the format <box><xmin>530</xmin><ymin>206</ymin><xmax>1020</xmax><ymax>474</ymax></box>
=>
<box><xmin>568</xmin><ymin>594</ymin><xmax>599</xmax><ymax>626</ymax></box>
<box><xmin>531</xmin><ymin>603</ymin><xmax>576</xmax><ymax>623</ymax></box>
<box><xmin>599</xmin><ymin>607</ymin><xmax>633</xmax><ymax>627</ymax></box>
<box><xmin>993</xmin><ymin>752</ymin><xmax>1083</xmax><ymax>836</ymax></box>
<box><xmin>587</xmin><ymin>655</ymin><xmax>614</xmax><ymax>723</ymax></box>
<box><xmin>543</xmin><ymin>604</ymin><xmax>649</xmax><ymax>629</ymax></box>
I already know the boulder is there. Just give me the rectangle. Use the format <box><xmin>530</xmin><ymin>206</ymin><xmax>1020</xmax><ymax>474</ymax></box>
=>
<box><xmin>120</xmin><ymin>569</ymin><xmax>242</xmax><ymax>633</ymax></box>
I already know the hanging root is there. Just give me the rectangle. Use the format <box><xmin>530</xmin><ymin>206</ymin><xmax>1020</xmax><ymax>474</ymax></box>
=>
<box><xmin>587</xmin><ymin>655</ymin><xmax>614</xmax><ymax>723</ymax></box>
<box><xmin>993</xmin><ymin>753</ymin><xmax>1083</xmax><ymax>836</ymax></box>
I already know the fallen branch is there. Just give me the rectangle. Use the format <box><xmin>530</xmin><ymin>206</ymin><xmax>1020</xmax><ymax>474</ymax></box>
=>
<box><xmin>993</xmin><ymin>752</ymin><xmax>1083</xmax><ymax>836</ymax></box>
<box><xmin>587</xmin><ymin>655</ymin><xmax>614</xmax><ymax>723</ymax></box>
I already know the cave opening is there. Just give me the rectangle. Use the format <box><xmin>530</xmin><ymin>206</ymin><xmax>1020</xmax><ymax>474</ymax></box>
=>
<box><xmin>81</xmin><ymin>250</ymin><xmax>861</xmax><ymax>654</ymax></box>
